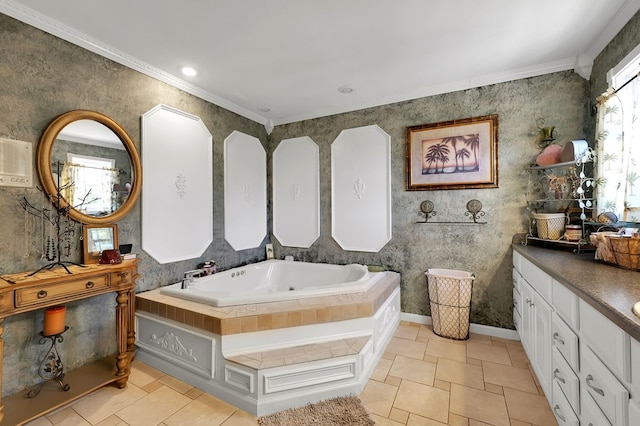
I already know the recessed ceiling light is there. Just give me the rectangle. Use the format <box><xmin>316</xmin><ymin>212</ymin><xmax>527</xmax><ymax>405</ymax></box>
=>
<box><xmin>181</xmin><ymin>66</ymin><xmax>197</xmax><ymax>77</ymax></box>
<box><xmin>338</xmin><ymin>85</ymin><xmax>354</xmax><ymax>94</ymax></box>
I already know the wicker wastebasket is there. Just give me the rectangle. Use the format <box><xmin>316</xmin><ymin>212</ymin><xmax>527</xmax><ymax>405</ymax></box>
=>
<box><xmin>425</xmin><ymin>269</ymin><xmax>475</xmax><ymax>340</ymax></box>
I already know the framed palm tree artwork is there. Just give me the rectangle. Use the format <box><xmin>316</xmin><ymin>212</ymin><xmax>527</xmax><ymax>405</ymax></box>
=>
<box><xmin>406</xmin><ymin>115</ymin><xmax>499</xmax><ymax>190</ymax></box>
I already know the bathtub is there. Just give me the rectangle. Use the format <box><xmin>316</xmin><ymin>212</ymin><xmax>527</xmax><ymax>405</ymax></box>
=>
<box><xmin>160</xmin><ymin>259</ymin><xmax>383</xmax><ymax>306</ymax></box>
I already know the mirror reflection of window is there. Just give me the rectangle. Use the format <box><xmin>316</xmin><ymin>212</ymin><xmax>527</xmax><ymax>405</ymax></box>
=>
<box><xmin>595</xmin><ymin>45</ymin><xmax>640</xmax><ymax>222</ymax></box>
<box><xmin>88</xmin><ymin>227</ymin><xmax>114</xmax><ymax>254</ymax></box>
<box><xmin>64</xmin><ymin>153</ymin><xmax>117</xmax><ymax>216</ymax></box>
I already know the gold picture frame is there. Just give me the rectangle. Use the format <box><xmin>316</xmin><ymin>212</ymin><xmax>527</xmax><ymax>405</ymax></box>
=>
<box><xmin>406</xmin><ymin>115</ymin><xmax>499</xmax><ymax>190</ymax></box>
<box><xmin>82</xmin><ymin>224</ymin><xmax>118</xmax><ymax>264</ymax></box>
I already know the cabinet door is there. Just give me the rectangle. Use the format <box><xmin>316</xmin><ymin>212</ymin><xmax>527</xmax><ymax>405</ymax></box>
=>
<box><xmin>520</xmin><ymin>283</ymin><xmax>534</xmax><ymax>355</ymax></box>
<box><xmin>531</xmin><ymin>289</ymin><xmax>553</xmax><ymax>400</ymax></box>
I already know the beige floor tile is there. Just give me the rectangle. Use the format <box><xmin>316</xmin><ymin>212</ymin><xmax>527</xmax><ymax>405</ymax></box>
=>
<box><xmin>371</xmin><ymin>357</ymin><xmax>393</xmax><ymax>382</ymax></box>
<box><xmin>385</xmin><ymin>375</ymin><xmax>403</xmax><ymax>387</ymax></box>
<box><xmin>128</xmin><ymin>361</ymin><xmax>166</xmax><ymax>387</ymax></box>
<box><xmin>394</xmin><ymin>380</ymin><xmax>449</xmax><ymax>424</ymax></box>
<box><xmin>369</xmin><ymin>414</ymin><xmax>406</xmax><ymax>425</ymax></box>
<box><xmin>386</xmin><ymin>337</ymin><xmax>427</xmax><ymax>359</ymax></box>
<box><xmin>395</xmin><ymin>323</ymin><xmax>420</xmax><ymax>340</ymax></box>
<box><xmin>389</xmin><ymin>407</ymin><xmax>410</xmax><ymax>423</ymax></box>
<box><xmin>94</xmin><ymin>415</ymin><xmax>128</xmax><ymax>426</ymax></box>
<box><xmin>484</xmin><ymin>383</ymin><xmax>504</xmax><ymax>395</ymax></box>
<box><xmin>435</xmin><ymin>358</ymin><xmax>484</xmax><ymax>390</ymax></box>
<box><xmin>116</xmin><ymin>385</ymin><xmax>192</xmax><ymax>426</ymax></box>
<box><xmin>483</xmin><ymin>361</ymin><xmax>538</xmax><ymax>394</ymax></box>
<box><xmin>407</xmin><ymin>413</ymin><xmax>449</xmax><ymax>425</ymax></box>
<box><xmin>44</xmin><ymin>407</ymin><xmax>76</xmax><ymax>424</ymax></box>
<box><xmin>360</xmin><ymin>379</ymin><xmax>399</xmax><ymax>417</ymax></box>
<box><xmin>447</xmin><ymin>413</ymin><xmax>469</xmax><ymax>426</ymax></box>
<box><xmin>24</xmin><ymin>416</ymin><xmax>53</xmax><ymax>426</ymax></box>
<box><xmin>509</xmin><ymin>420</ymin><xmax>533</xmax><ymax>426</ymax></box>
<box><xmin>433</xmin><ymin>379</ymin><xmax>451</xmax><ymax>391</ymax></box>
<box><xmin>506</xmin><ymin>342</ymin><xmax>530</xmax><ymax>364</ymax></box>
<box><xmin>46</xmin><ymin>411</ymin><xmax>91</xmax><ymax>425</ymax></box>
<box><xmin>159</xmin><ymin>374</ymin><xmax>195</xmax><ymax>394</ymax></box>
<box><xmin>70</xmin><ymin>383</ymin><xmax>147</xmax><ymax>424</ymax></box>
<box><xmin>468</xmin><ymin>333</ymin><xmax>492</xmax><ymax>344</ymax></box>
<box><xmin>503</xmin><ymin>387</ymin><xmax>558</xmax><ymax>426</ymax></box>
<box><xmin>467</xmin><ymin>341</ymin><xmax>511</xmax><ymax>365</ymax></box>
<box><xmin>164</xmin><ymin>392</ymin><xmax>238</xmax><ymax>425</ymax></box>
<box><xmin>449</xmin><ymin>383</ymin><xmax>510</xmax><ymax>426</ymax></box>
<box><xmin>389</xmin><ymin>355</ymin><xmax>436</xmax><ymax>385</ymax></box>
<box><xmin>220</xmin><ymin>409</ymin><xmax>258</xmax><ymax>425</ymax></box>
<box><xmin>426</xmin><ymin>339</ymin><xmax>467</xmax><ymax>363</ymax></box>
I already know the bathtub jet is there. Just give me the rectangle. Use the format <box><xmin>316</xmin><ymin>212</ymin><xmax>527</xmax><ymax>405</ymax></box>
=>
<box><xmin>161</xmin><ymin>260</ymin><xmax>383</xmax><ymax>306</ymax></box>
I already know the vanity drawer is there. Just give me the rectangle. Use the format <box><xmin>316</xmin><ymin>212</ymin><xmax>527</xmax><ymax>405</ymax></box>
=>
<box><xmin>520</xmin><ymin>256</ymin><xmax>552</xmax><ymax>303</ymax></box>
<box><xmin>111</xmin><ymin>269</ymin><xmax>135</xmax><ymax>287</ymax></box>
<box><xmin>513</xmin><ymin>287</ymin><xmax>521</xmax><ymax>316</ymax></box>
<box><xmin>553</xmin><ymin>347</ymin><xmax>579</xmax><ymax>415</ymax></box>
<box><xmin>552</xmin><ymin>279</ymin><xmax>579</xmax><ymax>332</ymax></box>
<box><xmin>581</xmin><ymin>344</ymin><xmax>628</xmax><ymax>426</ymax></box>
<box><xmin>0</xmin><ymin>290</ymin><xmax>14</xmax><ymax>314</ymax></box>
<box><xmin>552</xmin><ymin>312</ymin><xmax>579</xmax><ymax>373</ymax></box>
<box><xmin>580</xmin><ymin>299</ymin><xmax>630</xmax><ymax>382</ymax></box>
<box><xmin>582</xmin><ymin>391</ymin><xmax>613</xmax><ymax>426</ymax></box>
<box><xmin>552</xmin><ymin>381</ymin><xmax>579</xmax><ymax>426</ymax></box>
<box><xmin>513</xmin><ymin>251</ymin><xmax>523</xmax><ymax>274</ymax></box>
<box><xmin>15</xmin><ymin>275</ymin><xmax>110</xmax><ymax>307</ymax></box>
<box><xmin>512</xmin><ymin>268</ymin><xmax>522</xmax><ymax>292</ymax></box>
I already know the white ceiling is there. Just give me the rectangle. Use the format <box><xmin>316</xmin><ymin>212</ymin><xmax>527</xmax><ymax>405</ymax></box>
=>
<box><xmin>2</xmin><ymin>0</ymin><xmax>640</xmax><ymax>131</ymax></box>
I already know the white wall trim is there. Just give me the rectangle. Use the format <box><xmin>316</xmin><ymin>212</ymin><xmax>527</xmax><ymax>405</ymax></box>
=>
<box><xmin>400</xmin><ymin>312</ymin><xmax>520</xmax><ymax>341</ymax></box>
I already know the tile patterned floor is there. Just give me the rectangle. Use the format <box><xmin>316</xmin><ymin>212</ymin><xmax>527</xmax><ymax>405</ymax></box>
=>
<box><xmin>25</xmin><ymin>321</ymin><xmax>558</xmax><ymax>426</ymax></box>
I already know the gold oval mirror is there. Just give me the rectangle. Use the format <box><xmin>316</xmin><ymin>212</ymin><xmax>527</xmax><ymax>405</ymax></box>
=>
<box><xmin>37</xmin><ymin>110</ymin><xmax>142</xmax><ymax>224</ymax></box>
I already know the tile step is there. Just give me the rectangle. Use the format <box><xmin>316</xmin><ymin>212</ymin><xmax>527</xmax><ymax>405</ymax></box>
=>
<box><xmin>226</xmin><ymin>335</ymin><xmax>371</xmax><ymax>369</ymax></box>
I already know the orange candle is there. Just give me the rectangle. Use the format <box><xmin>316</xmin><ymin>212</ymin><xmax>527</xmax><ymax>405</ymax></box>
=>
<box><xmin>43</xmin><ymin>305</ymin><xmax>66</xmax><ymax>336</ymax></box>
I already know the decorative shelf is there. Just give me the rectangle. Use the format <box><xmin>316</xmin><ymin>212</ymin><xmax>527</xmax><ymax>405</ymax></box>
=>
<box><xmin>416</xmin><ymin>199</ymin><xmax>487</xmax><ymax>225</ymax></box>
<box><xmin>523</xmin><ymin>234</ymin><xmax>595</xmax><ymax>254</ymax></box>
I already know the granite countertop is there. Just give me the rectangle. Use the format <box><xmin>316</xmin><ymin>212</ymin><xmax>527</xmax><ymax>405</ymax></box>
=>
<box><xmin>512</xmin><ymin>236</ymin><xmax>640</xmax><ymax>341</ymax></box>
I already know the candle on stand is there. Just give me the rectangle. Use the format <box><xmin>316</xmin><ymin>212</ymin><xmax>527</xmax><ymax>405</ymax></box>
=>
<box><xmin>43</xmin><ymin>305</ymin><xmax>66</xmax><ymax>336</ymax></box>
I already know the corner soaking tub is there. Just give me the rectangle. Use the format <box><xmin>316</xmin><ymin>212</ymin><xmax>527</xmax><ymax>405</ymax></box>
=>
<box><xmin>160</xmin><ymin>259</ymin><xmax>382</xmax><ymax>306</ymax></box>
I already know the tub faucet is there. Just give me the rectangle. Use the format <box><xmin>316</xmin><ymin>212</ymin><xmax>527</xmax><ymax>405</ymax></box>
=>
<box><xmin>181</xmin><ymin>269</ymin><xmax>204</xmax><ymax>289</ymax></box>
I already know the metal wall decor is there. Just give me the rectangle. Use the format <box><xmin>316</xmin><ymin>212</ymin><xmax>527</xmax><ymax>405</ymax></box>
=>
<box><xmin>417</xmin><ymin>199</ymin><xmax>487</xmax><ymax>224</ymax></box>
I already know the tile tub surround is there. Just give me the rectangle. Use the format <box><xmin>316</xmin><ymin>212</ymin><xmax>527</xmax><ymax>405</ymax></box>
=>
<box><xmin>136</xmin><ymin>270</ymin><xmax>399</xmax><ymax>335</ymax></box>
<box><xmin>513</xmin><ymin>235</ymin><xmax>640</xmax><ymax>341</ymax></box>
<box><xmin>134</xmin><ymin>271</ymin><xmax>400</xmax><ymax>415</ymax></box>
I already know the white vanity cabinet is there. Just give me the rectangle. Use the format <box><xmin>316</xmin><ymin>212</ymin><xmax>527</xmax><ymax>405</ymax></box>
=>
<box><xmin>513</xmin><ymin>252</ymin><xmax>553</xmax><ymax>399</ymax></box>
<box><xmin>513</xmin><ymin>249</ymin><xmax>637</xmax><ymax>426</ymax></box>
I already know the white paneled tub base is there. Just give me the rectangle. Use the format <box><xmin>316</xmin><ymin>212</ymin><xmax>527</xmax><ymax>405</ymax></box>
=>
<box><xmin>135</xmin><ymin>286</ymin><xmax>400</xmax><ymax>416</ymax></box>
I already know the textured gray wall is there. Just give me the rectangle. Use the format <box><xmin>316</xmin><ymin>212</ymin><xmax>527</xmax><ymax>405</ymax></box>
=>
<box><xmin>0</xmin><ymin>14</ymin><xmax>267</xmax><ymax>396</ymax></box>
<box><xmin>270</xmin><ymin>73</ymin><xmax>589</xmax><ymax>327</ymax></box>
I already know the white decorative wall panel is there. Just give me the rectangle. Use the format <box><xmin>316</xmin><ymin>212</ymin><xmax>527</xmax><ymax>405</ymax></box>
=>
<box><xmin>331</xmin><ymin>125</ymin><xmax>391</xmax><ymax>252</ymax></box>
<box><xmin>272</xmin><ymin>136</ymin><xmax>320</xmax><ymax>248</ymax></box>
<box><xmin>141</xmin><ymin>104</ymin><xmax>213</xmax><ymax>263</ymax></box>
<box><xmin>224</xmin><ymin>131</ymin><xmax>267</xmax><ymax>250</ymax></box>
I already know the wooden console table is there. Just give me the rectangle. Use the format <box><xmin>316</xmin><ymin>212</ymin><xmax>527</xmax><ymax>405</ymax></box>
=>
<box><xmin>0</xmin><ymin>260</ymin><xmax>138</xmax><ymax>425</ymax></box>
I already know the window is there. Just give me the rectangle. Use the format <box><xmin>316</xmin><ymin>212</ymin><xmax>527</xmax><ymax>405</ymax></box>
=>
<box><xmin>595</xmin><ymin>45</ymin><xmax>640</xmax><ymax>222</ymax></box>
<box><xmin>63</xmin><ymin>153</ymin><xmax>118</xmax><ymax>215</ymax></box>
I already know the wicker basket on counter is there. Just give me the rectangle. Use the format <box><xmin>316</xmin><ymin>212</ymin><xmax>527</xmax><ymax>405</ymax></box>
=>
<box><xmin>590</xmin><ymin>232</ymin><xmax>640</xmax><ymax>271</ymax></box>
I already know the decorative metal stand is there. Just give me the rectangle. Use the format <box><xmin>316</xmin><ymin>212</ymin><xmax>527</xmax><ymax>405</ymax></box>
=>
<box><xmin>417</xmin><ymin>199</ymin><xmax>487</xmax><ymax>224</ymax></box>
<box><xmin>27</xmin><ymin>327</ymin><xmax>71</xmax><ymax>398</ymax></box>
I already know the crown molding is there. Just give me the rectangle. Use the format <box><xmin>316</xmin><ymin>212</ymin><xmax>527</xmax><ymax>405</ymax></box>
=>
<box><xmin>0</xmin><ymin>0</ymin><xmax>269</xmax><ymax>127</ymax></box>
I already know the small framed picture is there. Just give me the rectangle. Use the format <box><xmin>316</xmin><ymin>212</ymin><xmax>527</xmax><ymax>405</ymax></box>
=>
<box><xmin>82</xmin><ymin>224</ymin><xmax>118</xmax><ymax>264</ymax></box>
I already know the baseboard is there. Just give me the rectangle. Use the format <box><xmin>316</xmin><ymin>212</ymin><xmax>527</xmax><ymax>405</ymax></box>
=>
<box><xmin>399</xmin><ymin>312</ymin><xmax>519</xmax><ymax>341</ymax></box>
